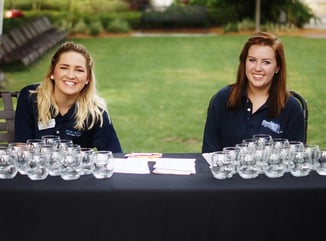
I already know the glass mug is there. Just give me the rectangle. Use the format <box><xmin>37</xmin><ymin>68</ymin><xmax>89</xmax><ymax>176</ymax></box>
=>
<box><xmin>223</xmin><ymin>146</ymin><xmax>240</xmax><ymax>173</ymax></box>
<box><xmin>262</xmin><ymin>147</ymin><xmax>287</xmax><ymax>178</ymax></box>
<box><xmin>286</xmin><ymin>141</ymin><xmax>305</xmax><ymax>172</ymax></box>
<box><xmin>41</xmin><ymin>135</ymin><xmax>60</xmax><ymax>145</ymax></box>
<box><xmin>25</xmin><ymin>149</ymin><xmax>50</xmax><ymax>180</ymax></box>
<box><xmin>288</xmin><ymin>147</ymin><xmax>313</xmax><ymax>177</ymax></box>
<box><xmin>92</xmin><ymin>151</ymin><xmax>114</xmax><ymax>179</ymax></box>
<box><xmin>0</xmin><ymin>146</ymin><xmax>17</xmax><ymax>179</ymax></box>
<box><xmin>26</xmin><ymin>139</ymin><xmax>44</xmax><ymax>151</ymax></box>
<box><xmin>210</xmin><ymin>150</ymin><xmax>236</xmax><ymax>179</ymax></box>
<box><xmin>57</xmin><ymin>139</ymin><xmax>73</xmax><ymax>151</ymax></box>
<box><xmin>237</xmin><ymin>146</ymin><xmax>261</xmax><ymax>179</ymax></box>
<box><xmin>313</xmin><ymin>147</ymin><xmax>326</xmax><ymax>175</ymax></box>
<box><xmin>80</xmin><ymin>148</ymin><xmax>94</xmax><ymax>175</ymax></box>
<box><xmin>49</xmin><ymin>147</ymin><xmax>65</xmax><ymax>176</ymax></box>
<box><xmin>253</xmin><ymin>134</ymin><xmax>273</xmax><ymax>150</ymax></box>
<box><xmin>8</xmin><ymin>142</ymin><xmax>27</xmax><ymax>175</ymax></box>
<box><xmin>60</xmin><ymin>144</ymin><xmax>82</xmax><ymax>180</ymax></box>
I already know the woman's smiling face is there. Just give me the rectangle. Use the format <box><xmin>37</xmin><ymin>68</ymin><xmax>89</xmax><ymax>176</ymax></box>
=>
<box><xmin>245</xmin><ymin>44</ymin><xmax>280</xmax><ymax>91</ymax></box>
<box><xmin>52</xmin><ymin>51</ymin><xmax>89</xmax><ymax>98</ymax></box>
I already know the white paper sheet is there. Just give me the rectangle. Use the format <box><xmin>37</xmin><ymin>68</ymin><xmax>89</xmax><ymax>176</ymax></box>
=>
<box><xmin>125</xmin><ymin>153</ymin><xmax>162</xmax><ymax>158</ymax></box>
<box><xmin>114</xmin><ymin>158</ymin><xmax>151</xmax><ymax>174</ymax></box>
<box><xmin>202</xmin><ymin>152</ymin><xmax>215</xmax><ymax>166</ymax></box>
<box><xmin>153</xmin><ymin>158</ymin><xmax>196</xmax><ymax>175</ymax></box>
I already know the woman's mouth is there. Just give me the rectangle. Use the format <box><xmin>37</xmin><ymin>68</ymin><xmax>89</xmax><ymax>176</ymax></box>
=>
<box><xmin>64</xmin><ymin>81</ymin><xmax>76</xmax><ymax>86</ymax></box>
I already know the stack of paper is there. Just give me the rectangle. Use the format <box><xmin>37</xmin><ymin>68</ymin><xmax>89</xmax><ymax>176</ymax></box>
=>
<box><xmin>113</xmin><ymin>154</ymin><xmax>197</xmax><ymax>175</ymax></box>
<box><xmin>114</xmin><ymin>158</ymin><xmax>151</xmax><ymax>174</ymax></box>
<box><xmin>125</xmin><ymin>153</ymin><xmax>162</xmax><ymax>158</ymax></box>
<box><xmin>153</xmin><ymin>158</ymin><xmax>196</xmax><ymax>175</ymax></box>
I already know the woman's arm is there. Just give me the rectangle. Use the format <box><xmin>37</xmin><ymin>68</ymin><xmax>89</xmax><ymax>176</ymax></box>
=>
<box><xmin>202</xmin><ymin>94</ymin><xmax>222</xmax><ymax>153</ymax></box>
<box><xmin>14</xmin><ymin>85</ymin><xmax>38</xmax><ymax>142</ymax></box>
<box><xmin>91</xmin><ymin>111</ymin><xmax>122</xmax><ymax>153</ymax></box>
<box><xmin>283</xmin><ymin>96</ymin><xmax>305</xmax><ymax>142</ymax></box>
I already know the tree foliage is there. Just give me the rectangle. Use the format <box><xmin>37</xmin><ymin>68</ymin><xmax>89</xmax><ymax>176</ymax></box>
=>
<box><xmin>188</xmin><ymin>0</ymin><xmax>316</xmax><ymax>28</ymax></box>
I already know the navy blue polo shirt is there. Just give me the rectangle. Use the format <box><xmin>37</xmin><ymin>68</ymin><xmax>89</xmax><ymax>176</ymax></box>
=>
<box><xmin>202</xmin><ymin>86</ymin><xmax>305</xmax><ymax>153</ymax></box>
<box><xmin>15</xmin><ymin>84</ymin><xmax>122</xmax><ymax>153</ymax></box>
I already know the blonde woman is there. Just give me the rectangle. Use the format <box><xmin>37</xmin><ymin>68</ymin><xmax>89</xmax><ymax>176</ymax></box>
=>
<box><xmin>15</xmin><ymin>41</ymin><xmax>122</xmax><ymax>152</ymax></box>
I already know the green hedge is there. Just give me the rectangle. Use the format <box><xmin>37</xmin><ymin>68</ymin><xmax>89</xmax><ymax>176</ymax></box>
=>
<box><xmin>3</xmin><ymin>10</ymin><xmax>142</xmax><ymax>34</ymax></box>
<box><xmin>2</xmin><ymin>6</ymin><xmax>239</xmax><ymax>34</ymax></box>
<box><xmin>3</xmin><ymin>10</ymin><xmax>68</xmax><ymax>33</ymax></box>
<box><xmin>207</xmin><ymin>7</ymin><xmax>238</xmax><ymax>26</ymax></box>
<box><xmin>99</xmin><ymin>11</ymin><xmax>142</xmax><ymax>30</ymax></box>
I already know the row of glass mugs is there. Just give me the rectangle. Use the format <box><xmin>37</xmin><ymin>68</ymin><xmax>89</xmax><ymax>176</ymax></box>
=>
<box><xmin>210</xmin><ymin>134</ymin><xmax>326</xmax><ymax>179</ymax></box>
<box><xmin>0</xmin><ymin>135</ymin><xmax>114</xmax><ymax>180</ymax></box>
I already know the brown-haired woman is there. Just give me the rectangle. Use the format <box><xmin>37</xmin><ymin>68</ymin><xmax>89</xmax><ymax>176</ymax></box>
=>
<box><xmin>202</xmin><ymin>32</ymin><xmax>304</xmax><ymax>152</ymax></box>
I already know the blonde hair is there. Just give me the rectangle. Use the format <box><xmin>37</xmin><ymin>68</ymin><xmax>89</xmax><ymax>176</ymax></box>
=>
<box><xmin>34</xmin><ymin>41</ymin><xmax>109</xmax><ymax>130</ymax></box>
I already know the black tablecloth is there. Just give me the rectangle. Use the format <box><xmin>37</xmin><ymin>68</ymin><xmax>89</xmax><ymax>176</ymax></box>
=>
<box><xmin>1</xmin><ymin>153</ymin><xmax>326</xmax><ymax>241</ymax></box>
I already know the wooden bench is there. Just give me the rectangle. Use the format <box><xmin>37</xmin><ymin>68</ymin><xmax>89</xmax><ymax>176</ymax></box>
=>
<box><xmin>0</xmin><ymin>16</ymin><xmax>67</xmax><ymax>66</ymax></box>
<box><xmin>141</xmin><ymin>5</ymin><xmax>208</xmax><ymax>31</ymax></box>
<box><xmin>0</xmin><ymin>91</ymin><xmax>19</xmax><ymax>145</ymax></box>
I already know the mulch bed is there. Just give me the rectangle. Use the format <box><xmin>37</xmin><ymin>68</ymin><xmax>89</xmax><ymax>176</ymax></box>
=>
<box><xmin>68</xmin><ymin>27</ymin><xmax>326</xmax><ymax>38</ymax></box>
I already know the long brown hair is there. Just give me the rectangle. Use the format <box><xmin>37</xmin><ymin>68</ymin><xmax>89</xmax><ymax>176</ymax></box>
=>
<box><xmin>227</xmin><ymin>32</ymin><xmax>289</xmax><ymax>117</ymax></box>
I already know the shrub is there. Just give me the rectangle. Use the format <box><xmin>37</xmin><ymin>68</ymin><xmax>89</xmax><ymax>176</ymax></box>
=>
<box><xmin>58</xmin><ymin>18</ymin><xmax>74</xmax><ymax>33</ymax></box>
<box><xmin>2</xmin><ymin>18</ymin><xmax>25</xmax><ymax>33</ymax></box>
<box><xmin>115</xmin><ymin>11</ymin><xmax>142</xmax><ymax>29</ymax></box>
<box><xmin>5</xmin><ymin>0</ymin><xmax>66</xmax><ymax>11</ymax></box>
<box><xmin>237</xmin><ymin>18</ymin><xmax>255</xmax><ymax>31</ymax></box>
<box><xmin>88</xmin><ymin>21</ymin><xmax>104</xmax><ymax>36</ymax></box>
<box><xmin>261</xmin><ymin>22</ymin><xmax>297</xmax><ymax>32</ymax></box>
<box><xmin>287</xmin><ymin>1</ymin><xmax>316</xmax><ymax>28</ymax></box>
<box><xmin>16</xmin><ymin>10</ymin><xmax>68</xmax><ymax>28</ymax></box>
<box><xmin>71</xmin><ymin>19</ymin><xmax>88</xmax><ymax>34</ymax></box>
<box><xmin>75</xmin><ymin>0</ymin><xmax>129</xmax><ymax>15</ymax></box>
<box><xmin>107</xmin><ymin>19</ymin><xmax>130</xmax><ymax>33</ymax></box>
<box><xmin>223</xmin><ymin>22</ymin><xmax>238</xmax><ymax>33</ymax></box>
<box><xmin>207</xmin><ymin>7</ymin><xmax>238</xmax><ymax>26</ymax></box>
<box><xmin>100</xmin><ymin>11</ymin><xmax>142</xmax><ymax>30</ymax></box>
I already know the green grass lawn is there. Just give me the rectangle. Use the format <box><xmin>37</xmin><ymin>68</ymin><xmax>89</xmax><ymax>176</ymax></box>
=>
<box><xmin>2</xmin><ymin>34</ymin><xmax>326</xmax><ymax>152</ymax></box>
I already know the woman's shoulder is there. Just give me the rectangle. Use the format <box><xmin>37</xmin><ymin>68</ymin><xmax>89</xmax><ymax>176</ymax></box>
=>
<box><xmin>217</xmin><ymin>85</ymin><xmax>232</xmax><ymax>96</ymax></box>
<box><xmin>211</xmin><ymin>85</ymin><xmax>232</xmax><ymax>102</ymax></box>
<box><xmin>19</xmin><ymin>83</ymin><xmax>39</xmax><ymax>94</ymax></box>
<box><xmin>287</xmin><ymin>94</ymin><xmax>303</xmax><ymax>110</ymax></box>
<box><xmin>18</xmin><ymin>84</ymin><xmax>40</xmax><ymax>104</ymax></box>
<box><xmin>282</xmin><ymin>94</ymin><xmax>306</xmax><ymax>117</ymax></box>
<box><xmin>207</xmin><ymin>86</ymin><xmax>232</xmax><ymax>111</ymax></box>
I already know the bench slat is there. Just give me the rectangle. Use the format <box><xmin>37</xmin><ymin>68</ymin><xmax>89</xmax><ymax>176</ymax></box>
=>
<box><xmin>0</xmin><ymin>16</ymin><xmax>68</xmax><ymax>66</ymax></box>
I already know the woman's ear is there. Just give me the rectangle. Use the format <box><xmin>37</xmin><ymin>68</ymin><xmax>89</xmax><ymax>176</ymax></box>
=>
<box><xmin>50</xmin><ymin>75</ymin><xmax>54</xmax><ymax>80</ymax></box>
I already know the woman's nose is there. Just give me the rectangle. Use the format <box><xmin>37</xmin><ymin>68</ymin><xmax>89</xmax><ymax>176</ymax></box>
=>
<box><xmin>67</xmin><ymin>69</ymin><xmax>76</xmax><ymax>78</ymax></box>
<box><xmin>254</xmin><ymin>63</ymin><xmax>262</xmax><ymax>71</ymax></box>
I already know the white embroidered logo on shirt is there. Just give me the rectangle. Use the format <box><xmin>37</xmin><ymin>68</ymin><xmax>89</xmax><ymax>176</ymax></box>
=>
<box><xmin>65</xmin><ymin>129</ymin><xmax>82</xmax><ymax>137</ymax></box>
<box><xmin>261</xmin><ymin>120</ymin><xmax>283</xmax><ymax>134</ymax></box>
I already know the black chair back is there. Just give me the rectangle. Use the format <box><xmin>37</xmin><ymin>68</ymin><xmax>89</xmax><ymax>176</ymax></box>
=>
<box><xmin>290</xmin><ymin>90</ymin><xmax>308</xmax><ymax>144</ymax></box>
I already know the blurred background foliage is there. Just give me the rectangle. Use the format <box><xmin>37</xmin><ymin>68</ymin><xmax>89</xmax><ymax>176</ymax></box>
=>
<box><xmin>2</xmin><ymin>0</ymin><xmax>318</xmax><ymax>34</ymax></box>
